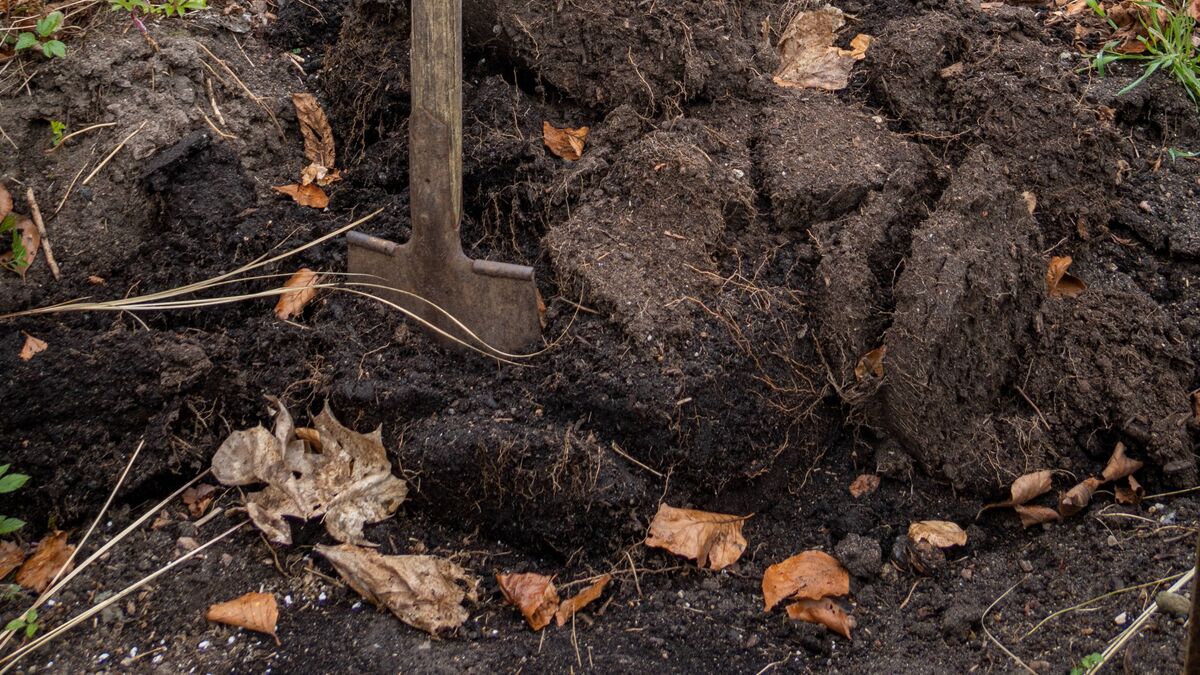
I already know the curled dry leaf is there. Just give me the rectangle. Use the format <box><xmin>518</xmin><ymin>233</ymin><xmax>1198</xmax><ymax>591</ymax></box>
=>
<box><xmin>1059</xmin><ymin>477</ymin><xmax>1103</xmax><ymax>517</ymax></box>
<box><xmin>984</xmin><ymin>470</ymin><xmax>1054</xmax><ymax>510</ymax></box>
<box><xmin>907</xmin><ymin>521</ymin><xmax>967</xmax><ymax>549</ymax></box>
<box><xmin>15</xmin><ymin>531</ymin><xmax>74</xmax><ymax>592</ymax></box>
<box><xmin>1</xmin><ymin>216</ymin><xmax>40</xmax><ymax>279</ymax></box>
<box><xmin>274</xmin><ymin>268</ymin><xmax>321</xmax><ymax>321</ymax></box>
<box><xmin>762</xmin><ymin>551</ymin><xmax>849</xmax><ymax>612</ymax></box>
<box><xmin>644</xmin><ymin>503</ymin><xmax>749</xmax><ymax>571</ymax></box>
<box><xmin>317</xmin><ymin>543</ymin><xmax>478</xmax><ymax>635</ymax></box>
<box><xmin>1115</xmin><ymin>475</ymin><xmax>1144</xmax><ymax>506</ymax></box>
<box><xmin>496</xmin><ymin>572</ymin><xmax>559</xmax><ymax>631</ymax></box>
<box><xmin>1046</xmin><ymin>256</ymin><xmax>1086</xmax><ymax>298</ymax></box>
<box><xmin>786</xmin><ymin>598</ymin><xmax>855</xmax><ymax>639</ymax></box>
<box><xmin>295</xmin><ymin>427</ymin><xmax>323</xmax><ymax>451</ymax></box>
<box><xmin>542</xmin><ymin>121</ymin><xmax>589</xmax><ymax>161</ymax></box>
<box><xmin>773</xmin><ymin>6</ymin><xmax>871</xmax><ymax>91</ymax></box>
<box><xmin>18</xmin><ymin>333</ymin><xmax>47</xmax><ymax>361</ymax></box>
<box><xmin>854</xmin><ymin>346</ymin><xmax>886</xmax><ymax>381</ymax></box>
<box><xmin>1102</xmin><ymin>442</ymin><xmax>1143</xmax><ymax>482</ymax></box>
<box><xmin>1015</xmin><ymin>505</ymin><xmax>1061</xmax><ymax>528</ymax></box>
<box><xmin>848</xmin><ymin>474</ymin><xmax>880</xmax><ymax>498</ymax></box>
<box><xmin>206</xmin><ymin>592</ymin><xmax>280</xmax><ymax>645</ymax></box>
<box><xmin>273</xmin><ymin>183</ymin><xmax>329</xmax><ymax>209</ymax></box>
<box><xmin>211</xmin><ymin>399</ymin><xmax>407</xmax><ymax>545</ymax></box>
<box><xmin>182</xmin><ymin>484</ymin><xmax>217</xmax><ymax>518</ymax></box>
<box><xmin>555</xmin><ymin>574</ymin><xmax>612</xmax><ymax>627</ymax></box>
<box><xmin>292</xmin><ymin>93</ymin><xmax>336</xmax><ymax>174</ymax></box>
<box><xmin>0</xmin><ymin>541</ymin><xmax>25</xmax><ymax>579</ymax></box>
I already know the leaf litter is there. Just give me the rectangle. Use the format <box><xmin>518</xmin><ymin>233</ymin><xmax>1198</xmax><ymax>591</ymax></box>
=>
<box><xmin>848</xmin><ymin>474</ymin><xmax>880</xmax><ymax>498</ymax></box>
<box><xmin>555</xmin><ymin>575</ymin><xmax>612</xmax><ymax>627</ymax></box>
<box><xmin>273</xmin><ymin>94</ymin><xmax>340</xmax><ymax>208</ymax></box>
<box><xmin>274</xmin><ymin>268</ymin><xmax>321</xmax><ymax>320</ymax></box>
<box><xmin>762</xmin><ymin>551</ymin><xmax>849</xmax><ymax>611</ymax></box>
<box><xmin>542</xmin><ymin>121</ymin><xmax>589</xmax><ymax>161</ymax></box>
<box><xmin>206</xmin><ymin>592</ymin><xmax>280</xmax><ymax>644</ymax></box>
<box><xmin>15</xmin><ymin>531</ymin><xmax>73</xmax><ymax>593</ymax></box>
<box><xmin>1046</xmin><ymin>255</ymin><xmax>1087</xmax><ymax>298</ymax></box>
<box><xmin>18</xmin><ymin>333</ymin><xmax>47</xmax><ymax>361</ymax></box>
<box><xmin>907</xmin><ymin>521</ymin><xmax>968</xmax><ymax>548</ymax></box>
<box><xmin>0</xmin><ymin>541</ymin><xmax>25</xmax><ymax>579</ymax></box>
<box><xmin>644</xmin><ymin>503</ymin><xmax>750</xmax><ymax>571</ymax></box>
<box><xmin>773</xmin><ymin>5</ymin><xmax>872</xmax><ymax>91</ymax></box>
<box><xmin>786</xmin><ymin>598</ymin><xmax>855</xmax><ymax>639</ymax></box>
<box><xmin>496</xmin><ymin>572</ymin><xmax>559</xmax><ymax>631</ymax></box>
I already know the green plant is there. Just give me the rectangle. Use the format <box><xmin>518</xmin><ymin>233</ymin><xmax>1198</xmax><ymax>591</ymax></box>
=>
<box><xmin>1167</xmin><ymin>146</ymin><xmax>1200</xmax><ymax>160</ymax></box>
<box><xmin>0</xmin><ymin>215</ymin><xmax>29</xmax><ymax>275</ymax></box>
<box><xmin>14</xmin><ymin>12</ymin><xmax>66</xmax><ymax>59</ymax></box>
<box><xmin>109</xmin><ymin>0</ymin><xmax>206</xmax><ymax>18</ymax></box>
<box><xmin>1091</xmin><ymin>1</ymin><xmax>1200</xmax><ymax>103</ymax></box>
<box><xmin>49</xmin><ymin>120</ymin><xmax>66</xmax><ymax>147</ymax></box>
<box><xmin>1070</xmin><ymin>651</ymin><xmax>1103</xmax><ymax>675</ymax></box>
<box><xmin>0</xmin><ymin>464</ymin><xmax>29</xmax><ymax>535</ymax></box>
<box><xmin>4</xmin><ymin>609</ymin><xmax>38</xmax><ymax>639</ymax></box>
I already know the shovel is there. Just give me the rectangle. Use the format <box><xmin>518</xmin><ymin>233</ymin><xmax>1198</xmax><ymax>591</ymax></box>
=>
<box><xmin>346</xmin><ymin>0</ymin><xmax>541</xmax><ymax>355</ymax></box>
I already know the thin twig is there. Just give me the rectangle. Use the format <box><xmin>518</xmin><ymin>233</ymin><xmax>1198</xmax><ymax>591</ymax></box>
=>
<box><xmin>82</xmin><ymin>121</ymin><xmax>146</xmax><ymax>185</ymax></box>
<box><xmin>196</xmin><ymin>42</ymin><xmax>282</xmax><ymax>135</ymax></box>
<box><xmin>24</xmin><ymin>188</ymin><xmax>60</xmax><ymax>280</ymax></box>
<box><xmin>1087</xmin><ymin>568</ymin><xmax>1195</xmax><ymax>674</ymax></box>
<box><xmin>1023</xmin><ymin>571</ymin><xmax>1187</xmax><ymax>639</ymax></box>
<box><xmin>53</xmin><ymin>162</ymin><xmax>89</xmax><ymax>217</ymax></box>
<box><xmin>610</xmin><ymin>441</ymin><xmax>663</xmax><ymax>478</ymax></box>
<box><xmin>982</xmin><ymin>575</ymin><xmax>1037</xmax><ymax>674</ymax></box>
<box><xmin>46</xmin><ymin>121</ymin><xmax>117</xmax><ymax>152</ymax></box>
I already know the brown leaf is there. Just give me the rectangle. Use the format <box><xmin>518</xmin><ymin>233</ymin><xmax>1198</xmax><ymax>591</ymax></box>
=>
<box><xmin>543</xmin><ymin>121</ymin><xmax>589</xmax><ymax>161</ymax></box>
<box><xmin>19</xmin><ymin>333</ymin><xmax>47</xmax><ymax>361</ymax></box>
<box><xmin>496</xmin><ymin>572</ymin><xmax>559</xmax><ymax>631</ymax></box>
<box><xmin>87</xmin><ymin>275</ymin><xmax>106</xmax><ymax>285</ymax></box>
<box><xmin>15</xmin><ymin>531</ymin><xmax>74</xmax><ymax>592</ymax></box>
<box><xmin>1059</xmin><ymin>477</ymin><xmax>1103</xmax><ymax>517</ymax></box>
<box><xmin>773</xmin><ymin>7</ymin><xmax>868</xmax><ymax>91</ymax></box>
<box><xmin>786</xmin><ymin>598</ymin><xmax>855</xmax><ymax>639</ymax></box>
<box><xmin>907</xmin><ymin>521</ymin><xmax>967</xmax><ymax>549</ymax></box>
<box><xmin>292</xmin><ymin>93</ymin><xmax>336</xmax><ymax>170</ymax></box>
<box><xmin>1046</xmin><ymin>256</ymin><xmax>1086</xmax><ymax>298</ymax></box>
<box><xmin>295</xmin><ymin>427</ymin><xmax>323</xmax><ymax>451</ymax></box>
<box><xmin>1014</xmin><ymin>504</ymin><xmax>1061</xmax><ymax>528</ymax></box>
<box><xmin>762</xmin><ymin>551</ymin><xmax>849</xmax><ymax>612</ymax></box>
<box><xmin>1102</xmin><ymin>441</ymin><xmax>1143</xmax><ymax>482</ymax></box>
<box><xmin>1</xmin><ymin>216</ymin><xmax>40</xmax><ymax>279</ymax></box>
<box><xmin>555</xmin><ymin>575</ymin><xmax>611</xmax><ymax>627</ymax></box>
<box><xmin>0</xmin><ymin>183</ymin><xmax>11</xmax><ymax>219</ymax></box>
<box><xmin>273</xmin><ymin>183</ymin><xmax>329</xmax><ymax>209</ymax></box>
<box><xmin>206</xmin><ymin>592</ymin><xmax>280</xmax><ymax>645</ymax></box>
<box><xmin>1115</xmin><ymin>475</ymin><xmax>1144</xmax><ymax>506</ymax></box>
<box><xmin>0</xmin><ymin>541</ymin><xmax>25</xmax><ymax>580</ymax></box>
<box><xmin>316</xmin><ymin>544</ymin><xmax>478</xmax><ymax>634</ymax></box>
<box><xmin>848</xmin><ymin>474</ymin><xmax>880</xmax><ymax>498</ymax></box>
<box><xmin>182</xmin><ymin>484</ymin><xmax>217</xmax><ymax>518</ymax></box>
<box><xmin>1022</xmin><ymin>191</ymin><xmax>1038</xmax><ymax>215</ymax></box>
<box><xmin>274</xmin><ymin>268</ymin><xmax>320</xmax><ymax>321</ymax></box>
<box><xmin>854</xmin><ymin>346</ymin><xmax>886</xmax><ymax>381</ymax></box>
<box><xmin>985</xmin><ymin>470</ymin><xmax>1054</xmax><ymax>510</ymax></box>
<box><xmin>644</xmin><ymin>503</ymin><xmax>749</xmax><ymax>571</ymax></box>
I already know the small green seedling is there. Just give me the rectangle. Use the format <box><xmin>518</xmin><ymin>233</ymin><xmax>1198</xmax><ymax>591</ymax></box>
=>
<box><xmin>1091</xmin><ymin>0</ymin><xmax>1200</xmax><ymax>104</ymax></box>
<box><xmin>1070</xmin><ymin>652</ymin><xmax>1103</xmax><ymax>675</ymax></box>
<box><xmin>0</xmin><ymin>215</ymin><xmax>29</xmax><ymax>275</ymax></box>
<box><xmin>0</xmin><ymin>464</ymin><xmax>29</xmax><ymax>535</ymax></box>
<box><xmin>160</xmin><ymin>0</ymin><xmax>208</xmax><ymax>17</ymax></box>
<box><xmin>110</xmin><ymin>0</ymin><xmax>206</xmax><ymax>18</ymax></box>
<box><xmin>14</xmin><ymin>11</ymin><xmax>67</xmax><ymax>59</ymax></box>
<box><xmin>4</xmin><ymin>609</ymin><xmax>39</xmax><ymax>639</ymax></box>
<box><xmin>49</xmin><ymin>120</ymin><xmax>66</xmax><ymax>147</ymax></box>
<box><xmin>1167</xmin><ymin>147</ymin><xmax>1200</xmax><ymax>160</ymax></box>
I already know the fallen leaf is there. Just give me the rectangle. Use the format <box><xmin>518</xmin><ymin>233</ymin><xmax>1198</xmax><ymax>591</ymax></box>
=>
<box><xmin>786</xmin><ymin>598</ymin><xmax>855</xmax><ymax>639</ymax></box>
<box><xmin>644</xmin><ymin>503</ymin><xmax>749</xmax><ymax>571</ymax></box>
<box><xmin>1014</xmin><ymin>504</ymin><xmax>1061</xmax><ymax>528</ymax></box>
<box><xmin>317</xmin><ymin>544</ymin><xmax>478</xmax><ymax>634</ymax></box>
<box><xmin>555</xmin><ymin>575</ymin><xmax>611</xmax><ymax>627</ymax></box>
<box><xmin>295</xmin><ymin>427</ymin><xmax>323</xmax><ymax>451</ymax></box>
<box><xmin>211</xmin><ymin>400</ymin><xmax>408</xmax><ymax>545</ymax></box>
<box><xmin>292</xmin><ymin>93</ymin><xmax>336</xmax><ymax>171</ymax></box>
<box><xmin>273</xmin><ymin>183</ymin><xmax>329</xmax><ymax>209</ymax></box>
<box><xmin>0</xmin><ymin>184</ymin><xmax>10</xmax><ymax>219</ymax></box>
<box><xmin>15</xmin><ymin>531</ymin><xmax>73</xmax><ymax>592</ymax></box>
<box><xmin>762</xmin><ymin>551</ymin><xmax>849</xmax><ymax>612</ymax></box>
<box><xmin>496</xmin><ymin>572</ymin><xmax>559</xmax><ymax>631</ymax></box>
<box><xmin>0</xmin><ymin>541</ymin><xmax>25</xmax><ymax>579</ymax></box>
<box><xmin>1</xmin><ymin>216</ymin><xmax>40</xmax><ymax>279</ymax></box>
<box><xmin>1046</xmin><ymin>256</ymin><xmax>1086</xmax><ymax>298</ymax></box>
<box><xmin>87</xmin><ymin>275</ymin><xmax>106</xmax><ymax>285</ymax></box>
<box><xmin>985</xmin><ymin>470</ymin><xmax>1054</xmax><ymax>510</ymax></box>
<box><xmin>907</xmin><ymin>521</ymin><xmax>967</xmax><ymax>549</ymax></box>
<box><xmin>274</xmin><ymin>268</ymin><xmax>320</xmax><ymax>321</ymax></box>
<box><xmin>206</xmin><ymin>592</ymin><xmax>280</xmax><ymax>645</ymax></box>
<box><xmin>773</xmin><ymin>7</ymin><xmax>869</xmax><ymax>91</ymax></box>
<box><xmin>854</xmin><ymin>346</ymin><xmax>886</xmax><ymax>381</ymax></box>
<box><xmin>18</xmin><ymin>333</ymin><xmax>47</xmax><ymax>361</ymax></box>
<box><xmin>848</xmin><ymin>474</ymin><xmax>880</xmax><ymax>498</ymax></box>
<box><xmin>1022</xmin><ymin>191</ymin><xmax>1038</xmax><ymax>215</ymax></box>
<box><xmin>1059</xmin><ymin>477</ymin><xmax>1103</xmax><ymax>517</ymax></box>
<box><xmin>1102</xmin><ymin>442</ymin><xmax>1143</xmax><ymax>482</ymax></box>
<box><xmin>940</xmin><ymin>61</ymin><xmax>965</xmax><ymax>78</ymax></box>
<box><xmin>182</xmin><ymin>484</ymin><xmax>217</xmax><ymax>518</ymax></box>
<box><xmin>300</xmin><ymin>163</ymin><xmax>341</xmax><ymax>187</ymax></box>
<box><xmin>543</xmin><ymin>121</ymin><xmax>589</xmax><ymax>161</ymax></box>
<box><xmin>1115</xmin><ymin>475</ymin><xmax>1144</xmax><ymax>506</ymax></box>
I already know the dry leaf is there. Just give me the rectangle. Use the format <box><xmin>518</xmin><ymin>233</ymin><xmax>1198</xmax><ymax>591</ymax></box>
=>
<box><xmin>292</xmin><ymin>93</ymin><xmax>336</xmax><ymax>171</ymax></box>
<box><xmin>0</xmin><ymin>541</ymin><xmax>25</xmax><ymax>580</ymax></box>
<box><xmin>1059</xmin><ymin>477</ymin><xmax>1103</xmax><ymax>517</ymax></box>
<box><xmin>762</xmin><ymin>551</ymin><xmax>849</xmax><ymax>612</ymax></box>
<box><xmin>543</xmin><ymin>122</ymin><xmax>589</xmax><ymax>161</ymax></box>
<box><xmin>786</xmin><ymin>598</ymin><xmax>855</xmax><ymax>639</ymax></box>
<box><xmin>206</xmin><ymin>592</ymin><xmax>280</xmax><ymax>645</ymax></box>
<box><xmin>87</xmin><ymin>275</ymin><xmax>106</xmax><ymax>285</ymax></box>
<box><xmin>211</xmin><ymin>400</ymin><xmax>407</xmax><ymax>545</ymax></box>
<box><xmin>1022</xmin><ymin>191</ymin><xmax>1038</xmax><ymax>215</ymax></box>
<box><xmin>316</xmin><ymin>544</ymin><xmax>478</xmax><ymax>634</ymax></box>
<box><xmin>985</xmin><ymin>470</ymin><xmax>1054</xmax><ymax>510</ymax></box>
<box><xmin>1</xmin><ymin>216</ymin><xmax>40</xmax><ymax>279</ymax></box>
<box><xmin>1014</xmin><ymin>504</ymin><xmax>1061</xmax><ymax>528</ymax></box>
<box><xmin>496</xmin><ymin>572</ymin><xmax>559</xmax><ymax>631</ymax></box>
<box><xmin>295</xmin><ymin>427</ymin><xmax>323</xmax><ymax>451</ymax></box>
<box><xmin>1046</xmin><ymin>256</ymin><xmax>1086</xmax><ymax>298</ymax></box>
<box><xmin>300</xmin><ymin>163</ymin><xmax>341</xmax><ymax>188</ymax></box>
<box><xmin>273</xmin><ymin>184</ymin><xmax>329</xmax><ymax>209</ymax></box>
<box><xmin>274</xmin><ymin>268</ymin><xmax>320</xmax><ymax>321</ymax></box>
<box><xmin>854</xmin><ymin>346</ymin><xmax>886</xmax><ymax>381</ymax></box>
<box><xmin>644</xmin><ymin>503</ymin><xmax>749</xmax><ymax>571</ymax></box>
<box><xmin>1102</xmin><ymin>442</ymin><xmax>1143</xmax><ymax>482</ymax></box>
<box><xmin>555</xmin><ymin>575</ymin><xmax>611</xmax><ymax>627</ymax></box>
<box><xmin>15</xmin><ymin>531</ymin><xmax>73</xmax><ymax>592</ymax></box>
<box><xmin>848</xmin><ymin>474</ymin><xmax>880</xmax><ymax>498</ymax></box>
<box><xmin>19</xmin><ymin>333</ymin><xmax>47</xmax><ymax>361</ymax></box>
<box><xmin>908</xmin><ymin>521</ymin><xmax>967</xmax><ymax>548</ymax></box>
<box><xmin>773</xmin><ymin>7</ymin><xmax>869</xmax><ymax>91</ymax></box>
<box><xmin>182</xmin><ymin>484</ymin><xmax>217</xmax><ymax>518</ymax></box>
<box><xmin>0</xmin><ymin>184</ymin><xmax>11</xmax><ymax>219</ymax></box>
<box><xmin>1115</xmin><ymin>475</ymin><xmax>1144</xmax><ymax>506</ymax></box>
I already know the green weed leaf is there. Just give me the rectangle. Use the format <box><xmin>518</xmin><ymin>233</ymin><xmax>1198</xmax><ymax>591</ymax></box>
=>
<box><xmin>0</xmin><ymin>518</ymin><xmax>25</xmax><ymax>535</ymax></box>
<box><xmin>14</xmin><ymin>33</ymin><xmax>38</xmax><ymax>51</ymax></box>
<box><xmin>0</xmin><ymin>473</ymin><xmax>29</xmax><ymax>494</ymax></box>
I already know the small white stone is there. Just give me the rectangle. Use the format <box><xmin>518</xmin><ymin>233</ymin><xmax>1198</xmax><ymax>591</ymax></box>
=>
<box><xmin>198</xmin><ymin>640</ymin><xmax>212</xmax><ymax>651</ymax></box>
<box><xmin>284</xmin><ymin>595</ymin><xmax>294</xmax><ymax>606</ymax></box>
<box><xmin>98</xmin><ymin>653</ymin><xmax>110</xmax><ymax>662</ymax></box>
<box><xmin>227</xmin><ymin>636</ymin><xmax>236</xmax><ymax>645</ymax></box>
<box><xmin>1115</xmin><ymin>612</ymin><xmax>1128</xmax><ymax>625</ymax></box>
<box><xmin>152</xmin><ymin>655</ymin><xmax>164</xmax><ymax>665</ymax></box>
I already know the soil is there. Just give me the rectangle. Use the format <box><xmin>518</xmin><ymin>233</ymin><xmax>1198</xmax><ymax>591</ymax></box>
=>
<box><xmin>0</xmin><ymin>0</ymin><xmax>1198</xmax><ymax>672</ymax></box>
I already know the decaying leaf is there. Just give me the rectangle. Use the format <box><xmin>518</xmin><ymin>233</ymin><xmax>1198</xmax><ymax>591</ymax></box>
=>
<box><xmin>295</xmin><ymin>427</ymin><xmax>323</xmax><ymax>451</ymax></box>
<box><xmin>1102</xmin><ymin>442</ymin><xmax>1143</xmax><ymax>482</ymax></box>
<box><xmin>762</xmin><ymin>551</ymin><xmax>849</xmax><ymax>612</ymax></box>
<box><xmin>1015</xmin><ymin>504</ymin><xmax>1061</xmax><ymax>528</ymax></box>
<box><xmin>0</xmin><ymin>184</ymin><xmax>11</xmax><ymax>218</ymax></box>
<box><xmin>555</xmin><ymin>575</ymin><xmax>612</xmax><ymax>627</ymax></box>
<box><xmin>786</xmin><ymin>598</ymin><xmax>855</xmax><ymax>639</ymax></box>
<box><xmin>1115</xmin><ymin>475</ymin><xmax>1144</xmax><ymax>506</ymax></box>
<box><xmin>273</xmin><ymin>183</ymin><xmax>329</xmax><ymax>209</ymax></box>
<box><xmin>317</xmin><ymin>544</ymin><xmax>478</xmax><ymax>634</ymax></box>
<box><xmin>773</xmin><ymin>6</ymin><xmax>872</xmax><ymax>91</ymax></box>
<box><xmin>1022</xmin><ymin>191</ymin><xmax>1038</xmax><ymax>215</ymax></box>
<box><xmin>644</xmin><ymin>503</ymin><xmax>749</xmax><ymax>571</ymax></box>
<box><xmin>183</xmin><ymin>484</ymin><xmax>217</xmax><ymax>518</ymax></box>
<box><xmin>1046</xmin><ymin>256</ymin><xmax>1086</xmax><ymax>298</ymax></box>
<box><xmin>0</xmin><ymin>541</ymin><xmax>25</xmax><ymax>579</ymax></box>
<box><xmin>211</xmin><ymin>399</ymin><xmax>407</xmax><ymax>545</ymax></box>
<box><xmin>15</xmin><ymin>531</ymin><xmax>73</xmax><ymax>592</ymax></box>
<box><xmin>274</xmin><ymin>268</ymin><xmax>321</xmax><ymax>321</ymax></box>
<box><xmin>18</xmin><ymin>333</ymin><xmax>47</xmax><ymax>361</ymax></box>
<box><xmin>496</xmin><ymin>572</ymin><xmax>559</xmax><ymax>631</ymax></box>
<box><xmin>543</xmin><ymin>122</ymin><xmax>589</xmax><ymax>161</ymax></box>
<box><xmin>1059</xmin><ymin>477</ymin><xmax>1103</xmax><ymax>517</ymax></box>
<box><xmin>1</xmin><ymin>216</ymin><xmax>40</xmax><ymax>279</ymax></box>
<box><xmin>292</xmin><ymin>93</ymin><xmax>336</xmax><ymax>173</ymax></box>
<box><xmin>907</xmin><ymin>521</ymin><xmax>967</xmax><ymax>549</ymax></box>
<box><xmin>848</xmin><ymin>474</ymin><xmax>880</xmax><ymax>498</ymax></box>
<box><xmin>206</xmin><ymin>592</ymin><xmax>280</xmax><ymax>645</ymax></box>
<box><xmin>854</xmin><ymin>346</ymin><xmax>886</xmax><ymax>381</ymax></box>
<box><xmin>985</xmin><ymin>470</ymin><xmax>1054</xmax><ymax>510</ymax></box>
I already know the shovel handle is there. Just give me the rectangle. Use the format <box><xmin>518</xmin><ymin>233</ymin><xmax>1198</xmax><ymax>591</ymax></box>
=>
<box><xmin>409</xmin><ymin>0</ymin><xmax>463</xmax><ymax>259</ymax></box>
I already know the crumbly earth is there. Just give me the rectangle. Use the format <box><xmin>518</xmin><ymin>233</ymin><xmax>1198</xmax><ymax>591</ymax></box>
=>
<box><xmin>0</xmin><ymin>0</ymin><xmax>1198</xmax><ymax>672</ymax></box>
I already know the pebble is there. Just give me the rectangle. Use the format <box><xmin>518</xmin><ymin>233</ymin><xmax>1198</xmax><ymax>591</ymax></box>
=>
<box><xmin>1018</xmin><ymin>560</ymin><xmax>1033</xmax><ymax>572</ymax></box>
<box><xmin>1156</xmin><ymin>591</ymin><xmax>1191</xmax><ymax>617</ymax></box>
<box><xmin>1106</xmin><ymin>535</ymin><xmax>1119</xmax><ymax>548</ymax></box>
<box><xmin>198</xmin><ymin>640</ymin><xmax>212</xmax><ymax>651</ymax></box>
<box><xmin>98</xmin><ymin>653</ymin><xmax>110</xmax><ymax>663</ymax></box>
<box><xmin>1114</xmin><ymin>612</ymin><xmax>1127</xmax><ymax>625</ymax></box>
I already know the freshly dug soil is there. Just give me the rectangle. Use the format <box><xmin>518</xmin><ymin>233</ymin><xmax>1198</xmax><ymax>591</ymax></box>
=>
<box><xmin>0</xmin><ymin>0</ymin><xmax>1198</xmax><ymax>672</ymax></box>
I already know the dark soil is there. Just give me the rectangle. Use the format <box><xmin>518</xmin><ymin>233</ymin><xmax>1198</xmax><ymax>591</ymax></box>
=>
<box><xmin>0</xmin><ymin>0</ymin><xmax>1198</xmax><ymax>672</ymax></box>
